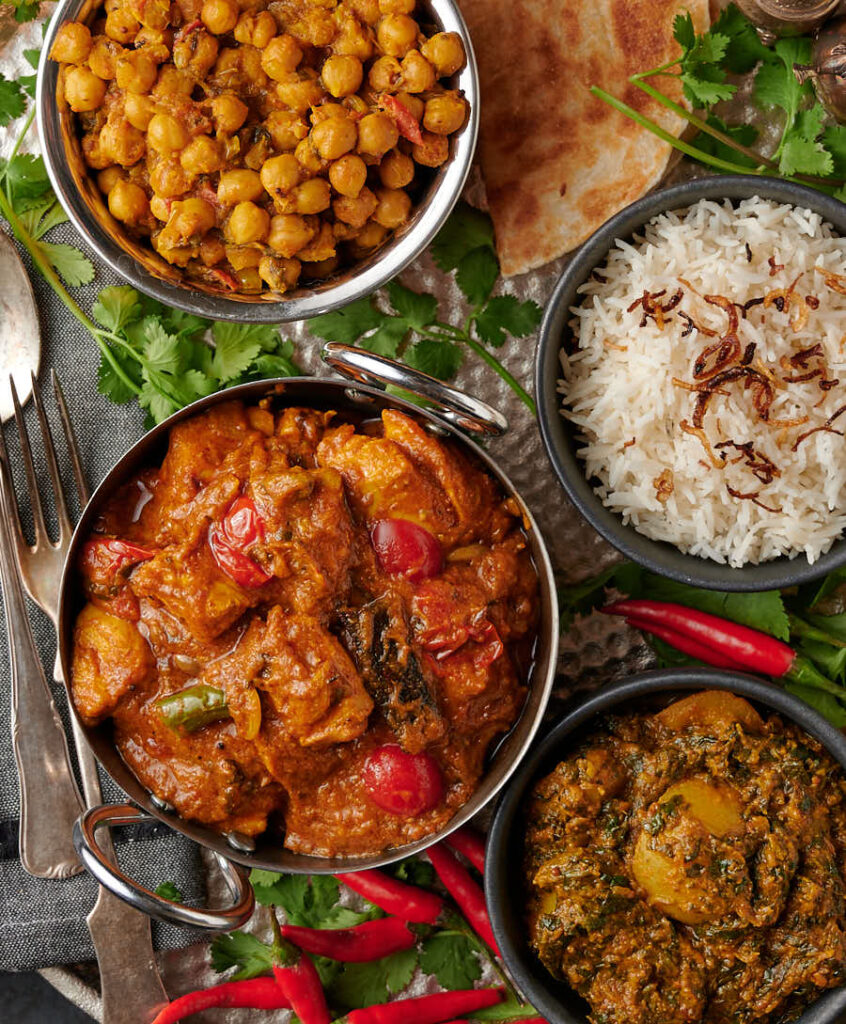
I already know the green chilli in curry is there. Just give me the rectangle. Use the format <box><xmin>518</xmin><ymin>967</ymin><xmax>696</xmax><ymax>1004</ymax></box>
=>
<box><xmin>523</xmin><ymin>691</ymin><xmax>846</xmax><ymax>1024</ymax></box>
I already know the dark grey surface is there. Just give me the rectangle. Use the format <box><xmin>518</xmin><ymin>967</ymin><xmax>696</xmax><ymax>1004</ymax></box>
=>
<box><xmin>536</xmin><ymin>174</ymin><xmax>846</xmax><ymax>591</ymax></box>
<box><xmin>1</xmin><ymin>972</ymin><xmax>93</xmax><ymax>1022</ymax></box>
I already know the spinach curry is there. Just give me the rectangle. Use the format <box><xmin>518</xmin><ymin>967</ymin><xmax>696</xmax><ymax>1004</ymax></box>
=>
<box><xmin>523</xmin><ymin>691</ymin><xmax>846</xmax><ymax>1024</ymax></box>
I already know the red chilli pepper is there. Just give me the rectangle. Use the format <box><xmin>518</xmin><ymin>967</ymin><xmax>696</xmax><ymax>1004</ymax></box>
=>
<box><xmin>334</xmin><ymin>869</ymin><xmax>444</xmax><ymax>925</ymax></box>
<box><xmin>150</xmin><ymin>977</ymin><xmax>290</xmax><ymax>1024</ymax></box>
<box><xmin>380</xmin><ymin>94</ymin><xmax>424</xmax><ymax>145</ymax></box>
<box><xmin>280</xmin><ymin>917</ymin><xmax>415</xmax><ymax>962</ymax></box>
<box><xmin>344</xmin><ymin>987</ymin><xmax>503</xmax><ymax>1024</ymax></box>
<box><xmin>623</xmin><ymin>616</ymin><xmax>747</xmax><ymax>672</ymax></box>
<box><xmin>444</xmin><ymin>827</ymin><xmax>486</xmax><ymax>875</ymax></box>
<box><xmin>602</xmin><ymin>600</ymin><xmax>794</xmax><ymax>676</ymax></box>
<box><xmin>427</xmin><ymin>844</ymin><xmax>500</xmax><ymax>956</ymax></box>
<box><xmin>273</xmin><ymin>955</ymin><xmax>330</xmax><ymax>1024</ymax></box>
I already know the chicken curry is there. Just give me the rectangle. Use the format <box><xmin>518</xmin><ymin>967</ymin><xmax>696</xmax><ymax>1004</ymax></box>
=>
<box><xmin>524</xmin><ymin>691</ymin><xmax>846</xmax><ymax>1024</ymax></box>
<box><xmin>70</xmin><ymin>401</ymin><xmax>538</xmax><ymax>856</ymax></box>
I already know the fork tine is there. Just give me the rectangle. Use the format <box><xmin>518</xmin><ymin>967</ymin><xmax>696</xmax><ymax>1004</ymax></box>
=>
<box><xmin>0</xmin><ymin>408</ymin><xmax>25</xmax><ymax>552</ymax></box>
<box><xmin>29</xmin><ymin>371</ymin><xmax>71</xmax><ymax>541</ymax></box>
<box><xmin>52</xmin><ymin>370</ymin><xmax>90</xmax><ymax>506</ymax></box>
<box><xmin>9</xmin><ymin>375</ymin><xmax>48</xmax><ymax>548</ymax></box>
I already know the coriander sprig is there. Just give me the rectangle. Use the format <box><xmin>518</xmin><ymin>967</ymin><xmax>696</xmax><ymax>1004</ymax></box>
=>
<box><xmin>309</xmin><ymin>204</ymin><xmax>542</xmax><ymax>415</ymax></box>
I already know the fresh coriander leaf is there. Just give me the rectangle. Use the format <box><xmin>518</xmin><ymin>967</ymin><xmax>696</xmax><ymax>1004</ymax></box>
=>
<box><xmin>711</xmin><ymin>3</ymin><xmax>772</xmax><ymax>73</ymax></box>
<box><xmin>404</xmin><ymin>338</ymin><xmax>462</xmax><ymax>379</ymax></box>
<box><xmin>93</xmin><ymin>286</ymin><xmax>142</xmax><ymax>332</ymax></box>
<box><xmin>20</xmin><ymin>74</ymin><xmax>36</xmax><ymax>99</ymax></box>
<box><xmin>162</xmin><ymin>307</ymin><xmax>211</xmax><ymax>339</ymax></box>
<box><xmin>142</xmin><ymin>321</ymin><xmax>182</xmax><ymax>375</ymax></box>
<box><xmin>696</xmin><ymin>116</ymin><xmax>760</xmax><ymax>170</ymax></box>
<box><xmin>681</xmin><ymin>63</ymin><xmax>736</xmax><ymax>108</ymax></box>
<box><xmin>475</xmin><ymin>295</ymin><xmax>542</xmax><ymax>347</ymax></box>
<box><xmin>209</xmin><ymin>322</ymin><xmax>265</xmax><ymax>383</ymax></box>
<box><xmin>392</xmin><ymin>856</ymin><xmax>435</xmax><ymax>888</ymax></box>
<box><xmin>558</xmin><ymin>562</ymin><xmax>627</xmax><ymax>631</ymax></box>
<box><xmin>154</xmin><ymin>881</ymin><xmax>184</xmax><ymax>902</ymax></box>
<box><xmin>430</xmin><ymin>202</ymin><xmax>494</xmax><ymax>273</ymax></box>
<box><xmin>784</xmin><ymin>681</ymin><xmax>846</xmax><ymax>728</ymax></box>
<box><xmin>780</xmin><ymin>134</ymin><xmax>833</xmax><ymax>177</ymax></box>
<box><xmin>23</xmin><ymin>48</ymin><xmax>39</xmax><ymax>69</ymax></box>
<box><xmin>97</xmin><ymin>349</ymin><xmax>141</xmax><ymax>404</ymax></box>
<box><xmin>0</xmin><ymin>75</ymin><xmax>25</xmax><ymax>125</ymax></box>
<box><xmin>3</xmin><ymin>153</ymin><xmax>49</xmax><ymax>203</ymax></box>
<box><xmin>250</xmin><ymin>351</ymin><xmax>301</xmax><ymax>380</ymax></box>
<box><xmin>139</xmin><ymin>379</ymin><xmax>179</xmax><ymax>425</ymax></box>
<box><xmin>328</xmin><ymin>948</ymin><xmax>418</xmax><ymax>1009</ymax></box>
<box><xmin>806</xmin><ymin>612</ymin><xmax>846</xmax><ymax>644</ymax></box>
<box><xmin>823</xmin><ymin>124</ymin><xmax>846</xmax><ymax>179</ymax></box>
<box><xmin>8</xmin><ymin>0</ymin><xmax>40</xmax><ymax>22</ymax></box>
<box><xmin>687</xmin><ymin>30</ymin><xmax>729</xmax><ymax>67</ymax></box>
<box><xmin>309</xmin><ymin>297</ymin><xmax>383</xmax><ymax>344</ymax></box>
<box><xmin>360</xmin><ymin>317</ymin><xmax>407</xmax><ymax>358</ymax></box>
<box><xmin>210</xmin><ymin>931</ymin><xmax>275</xmax><ymax>981</ymax></box>
<box><xmin>798</xmin><ymin>638</ymin><xmax>846</xmax><ymax>683</ymax></box>
<box><xmin>456</xmin><ymin>246</ymin><xmax>499</xmax><ymax>307</ymax></box>
<box><xmin>386</xmin><ymin>280</ymin><xmax>438</xmax><ymax>329</ymax></box>
<box><xmin>673</xmin><ymin>12</ymin><xmax>695</xmax><ymax>53</ymax></box>
<box><xmin>28</xmin><ymin>198</ymin><xmax>68</xmax><ymax>238</ymax></box>
<box><xmin>249</xmin><ymin>872</ymin><xmax>372</xmax><ymax>928</ymax></box>
<box><xmin>648</xmin><ymin>634</ymin><xmax>700</xmax><ymax>669</ymax></box>
<box><xmin>753</xmin><ymin>37</ymin><xmax>813</xmax><ymax>129</ymax></box>
<box><xmin>313</xmin><ymin>955</ymin><xmax>343</xmax><ymax>989</ymax></box>
<box><xmin>420</xmin><ymin>933</ymin><xmax>481</xmax><ymax>990</ymax></box>
<box><xmin>41</xmin><ymin>242</ymin><xmax>95</xmax><ymax>286</ymax></box>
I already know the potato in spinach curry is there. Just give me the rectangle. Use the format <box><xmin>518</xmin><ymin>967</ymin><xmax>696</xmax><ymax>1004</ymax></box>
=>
<box><xmin>524</xmin><ymin>691</ymin><xmax>846</xmax><ymax>1024</ymax></box>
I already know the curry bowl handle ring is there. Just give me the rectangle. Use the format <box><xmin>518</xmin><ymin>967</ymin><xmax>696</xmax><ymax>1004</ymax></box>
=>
<box><xmin>322</xmin><ymin>342</ymin><xmax>509</xmax><ymax>437</ymax></box>
<box><xmin>73</xmin><ymin>804</ymin><xmax>255</xmax><ymax>930</ymax></box>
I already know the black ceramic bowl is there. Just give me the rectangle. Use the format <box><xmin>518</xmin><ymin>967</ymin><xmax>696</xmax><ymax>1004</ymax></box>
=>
<box><xmin>486</xmin><ymin>668</ymin><xmax>846</xmax><ymax>1024</ymax></box>
<box><xmin>536</xmin><ymin>175</ymin><xmax>846</xmax><ymax>591</ymax></box>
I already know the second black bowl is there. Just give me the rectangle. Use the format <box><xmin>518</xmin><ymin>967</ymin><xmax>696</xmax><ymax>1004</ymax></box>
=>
<box><xmin>485</xmin><ymin>668</ymin><xmax>846</xmax><ymax>1024</ymax></box>
<box><xmin>535</xmin><ymin>175</ymin><xmax>846</xmax><ymax>591</ymax></box>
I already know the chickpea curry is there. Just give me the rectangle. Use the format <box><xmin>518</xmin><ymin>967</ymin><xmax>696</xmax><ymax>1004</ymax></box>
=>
<box><xmin>69</xmin><ymin>402</ymin><xmax>538</xmax><ymax>856</ymax></box>
<box><xmin>524</xmin><ymin>691</ymin><xmax>846</xmax><ymax>1024</ymax></box>
<box><xmin>49</xmin><ymin>0</ymin><xmax>468</xmax><ymax>297</ymax></box>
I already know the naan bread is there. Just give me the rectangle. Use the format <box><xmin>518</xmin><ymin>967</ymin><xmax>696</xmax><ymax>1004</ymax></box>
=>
<box><xmin>457</xmin><ymin>0</ymin><xmax>711</xmax><ymax>276</ymax></box>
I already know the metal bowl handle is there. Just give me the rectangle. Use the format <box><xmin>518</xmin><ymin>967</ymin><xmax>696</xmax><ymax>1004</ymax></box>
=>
<box><xmin>73</xmin><ymin>804</ymin><xmax>255</xmax><ymax>931</ymax></box>
<box><xmin>322</xmin><ymin>342</ymin><xmax>508</xmax><ymax>437</ymax></box>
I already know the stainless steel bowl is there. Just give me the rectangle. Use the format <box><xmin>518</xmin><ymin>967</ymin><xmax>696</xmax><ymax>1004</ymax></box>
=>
<box><xmin>59</xmin><ymin>347</ymin><xmax>558</xmax><ymax>930</ymax></box>
<box><xmin>37</xmin><ymin>0</ymin><xmax>479</xmax><ymax>322</ymax></box>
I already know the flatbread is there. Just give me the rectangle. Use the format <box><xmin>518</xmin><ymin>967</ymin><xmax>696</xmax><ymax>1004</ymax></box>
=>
<box><xmin>457</xmin><ymin>0</ymin><xmax>711</xmax><ymax>276</ymax></box>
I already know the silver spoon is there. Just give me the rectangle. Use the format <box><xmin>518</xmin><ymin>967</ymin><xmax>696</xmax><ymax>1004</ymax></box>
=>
<box><xmin>0</xmin><ymin>227</ymin><xmax>40</xmax><ymax>422</ymax></box>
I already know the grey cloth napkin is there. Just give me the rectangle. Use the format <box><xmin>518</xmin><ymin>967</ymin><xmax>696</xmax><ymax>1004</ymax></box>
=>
<box><xmin>0</xmin><ymin>225</ymin><xmax>205</xmax><ymax>972</ymax></box>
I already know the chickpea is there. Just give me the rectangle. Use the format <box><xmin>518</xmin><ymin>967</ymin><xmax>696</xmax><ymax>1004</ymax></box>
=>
<box><xmin>234</xmin><ymin>10</ymin><xmax>276</xmax><ymax>47</ymax></box>
<box><xmin>312</xmin><ymin>102</ymin><xmax>348</xmax><ymax>123</ymax></box>
<box><xmin>101</xmin><ymin>120</ymin><xmax>146</xmax><ymax>166</ymax></box>
<box><xmin>173</xmin><ymin>29</ymin><xmax>219</xmax><ymax>76</ymax></box>
<box><xmin>368</xmin><ymin>55</ymin><xmax>401</xmax><ymax>93</ymax></box>
<box><xmin>321</xmin><ymin>54</ymin><xmax>363</xmax><ymax>98</ymax></box>
<box><xmin>353</xmin><ymin>218</ymin><xmax>388</xmax><ymax>252</ymax></box>
<box><xmin>258</xmin><ymin>254</ymin><xmax>301</xmax><ymax>292</ymax></box>
<box><xmin>130</xmin><ymin>0</ymin><xmax>170</xmax><ymax>32</ymax></box>
<box><xmin>293</xmin><ymin>177</ymin><xmax>332</xmax><ymax>214</ymax></box>
<box><xmin>202</xmin><ymin>0</ymin><xmax>239</xmax><ymax>34</ymax></box>
<box><xmin>147</xmin><ymin>113</ymin><xmax>189</xmax><ymax>154</ymax></box>
<box><xmin>260</xmin><ymin>153</ymin><xmax>301</xmax><ymax>194</ymax></box>
<box><xmin>333</xmin><ymin>185</ymin><xmax>377</xmax><ymax>227</ymax></box>
<box><xmin>395</xmin><ymin>90</ymin><xmax>423</xmax><ymax>120</ymax></box>
<box><xmin>302</xmin><ymin>253</ymin><xmax>339</xmax><ymax>279</ymax></box>
<box><xmin>240</xmin><ymin>44</ymin><xmax>268</xmax><ymax>88</ymax></box>
<box><xmin>311</xmin><ymin>117</ymin><xmax>357</xmax><ymax>161</ymax></box>
<box><xmin>261</xmin><ymin>34</ymin><xmax>303</xmax><ymax>79</ymax></box>
<box><xmin>64</xmin><ymin>66</ymin><xmax>107</xmax><ymax>111</ymax></box>
<box><xmin>108</xmin><ymin>179</ymin><xmax>149</xmax><ymax>224</ymax></box>
<box><xmin>225</xmin><ymin>201</ymin><xmax>270</xmax><ymax>244</ymax></box>
<box><xmin>265</xmin><ymin>110</ymin><xmax>308</xmax><ymax>150</ymax></box>
<box><xmin>105</xmin><ymin>8</ymin><xmax>140</xmax><ymax>44</ymax></box>
<box><xmin>153</xmin><ymin>64</ymin><xmax>194</xmax><ymax>95</ymax></box>
<box><xmin>379</xmin><ymin>149</ymin><xmax>413</xmax><ymax>189</ymax></box>
<box><xmin>423</xmin><ymin>92</ymin><xmax>467</xmax><ymax>135</ymax></box>
<box><xmin>294</xmin><ymin>137</ymin><xmax>325</xmax><ymax>175</ymax></box>
<box><xmin>150</xmin><ymin>194</ymin><xmax>171</xmax><ymax>220</ymax></box>
<box><xmin>420</xmin><ymin>31</ymin><xmax>465</xmax><ymax>76</ymax></box>
<box><xmin>226</xmin><ymin>245</ymin><xmax>262</xmax><ymax>269</ymax></box>
<box><xmin>373</xmin><ymin>186</ymin><xmax>411</xmax><ymax>229</ymax></box>
<box><xmin>97</xmin><ymin>165</ymin><xmax>124</xmax><ymax>193</ymax></box>
<box><xmin>134</xmin><ymin>26</ymin><xmax>172</xmax><ymax>62</ymax></box>
<box><xmin>50</xmin><ymin>22</ymin><xmax>92</xmax><ymax>64</ymax></box>
<box><xmin>168</xmin><ymin>197</ymin><xmax>217</xmax><ymax>239</ymax></box>
<box><xmin>298</xmin><ymin>221</ymin><xmax>336</xmax><ymax>261</ymax></box>
<box><xmin>234</xmin><ymin>266</ymin><xmax>263</xmax><ymax>293</ymax></box>
<box><xmin>276</xmin><ymin>70</ymin><xmax>324</xmax><ymax>113</ymax></box>
<box><xmin>124</xmin><ymin>92</ymin><xmax>156</xmax><ymax>130</ymax></box>
<box><xmin>377</xmin><ymin>13</ymin><xmax>417</xmax><ymax>57</ymax></box>
<box><xmin>200</xmin><ymin>234</ymin><xmax>226</xmax><ymax>265</ymax></box>
<box><xmin>180</xmin><ymin>135</ymin><xmax>224</xmax><ymax>175</ymax></box>
<box><xmin>380</xmin><ymin>0</ymin><xmax>414</xmax><ymax>10</ymax></box>
<box><xmin>357</xmin><ymin>112</ymin><xmax>398</xmax><ymax>157</ymax></box>
<box><xmin>333</xmin><ymin>13</ymin><xmax>374</xmax><ymax>60</ymax></box>
<box><xmin>149</xmin><ymin>158</ymin><xmax>193</xmax><ymax>197</ymax></box>
<box><xmin>82</xmin><ymin>131</ymin><xmax>112</xmax><ymax>170</ymax></box>
<box><xmin>289</xmin><ymin>9</ymin><xmax>335</xmax><ymax>47</ymax></box>
<box><xmin>212</xmin><ymin>92</ymin><xmax>249</xmax><ymax>132</ymax></box>
<box><xmin>348</xmin><ymin>0</ymin><xmax>380</xmax><ymax>25</ymax></box>
<box><xmin>218</xmin><ymin>168</ymin><xmax>264</xmax><ymax>204</ymax></box>
<box><xmin>88</xmin><ymin>36</ymin><xmax>124</xmax><ymax>79</ymax></box>
<box><xmin>268</xmin><ymin>213</ymin><xmax>316</xmax><ymax>257</ymax></box>
<box><xmin>411</xmin><ymin>129</ymin><xmax>447</xmax><ymax>166</ymax></box>
<box><xmin>400</xmin><ymin>49</ymin><xmax>434</xmax><ymax>93</ymax></box>
<box><xmin>115</xmin><ymin>51</ymin><xmax>158</xmax><ymax>93</ymax></box>
<box><xmin>329</xmin><ymin>153</ymin><xmax>367</xmax><ymax>197</ymax></box>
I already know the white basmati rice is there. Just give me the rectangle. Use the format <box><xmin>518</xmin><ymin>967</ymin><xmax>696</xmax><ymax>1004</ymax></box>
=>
<box><xmin>558</xmin><ymin>196</ymin><xmax>846</xmax><ymax>568</ymax></box>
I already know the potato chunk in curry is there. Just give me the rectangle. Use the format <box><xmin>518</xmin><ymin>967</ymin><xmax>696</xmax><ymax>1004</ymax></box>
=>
<box><xmin>70</xmin><ymin>403</ymin><xmax>538</xmax><ymax>854</ymax></box>
<box><xmin>524</xmin><ymin>691</ymin><xmax>846</xmax><ymax>1024</ymax></box>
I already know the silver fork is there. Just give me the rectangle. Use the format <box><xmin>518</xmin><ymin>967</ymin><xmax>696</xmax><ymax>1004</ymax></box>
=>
<box><xmin>2</xmin><ymin>372</ymin><xmax>168</xmax><ymax>1022</ymax></box>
